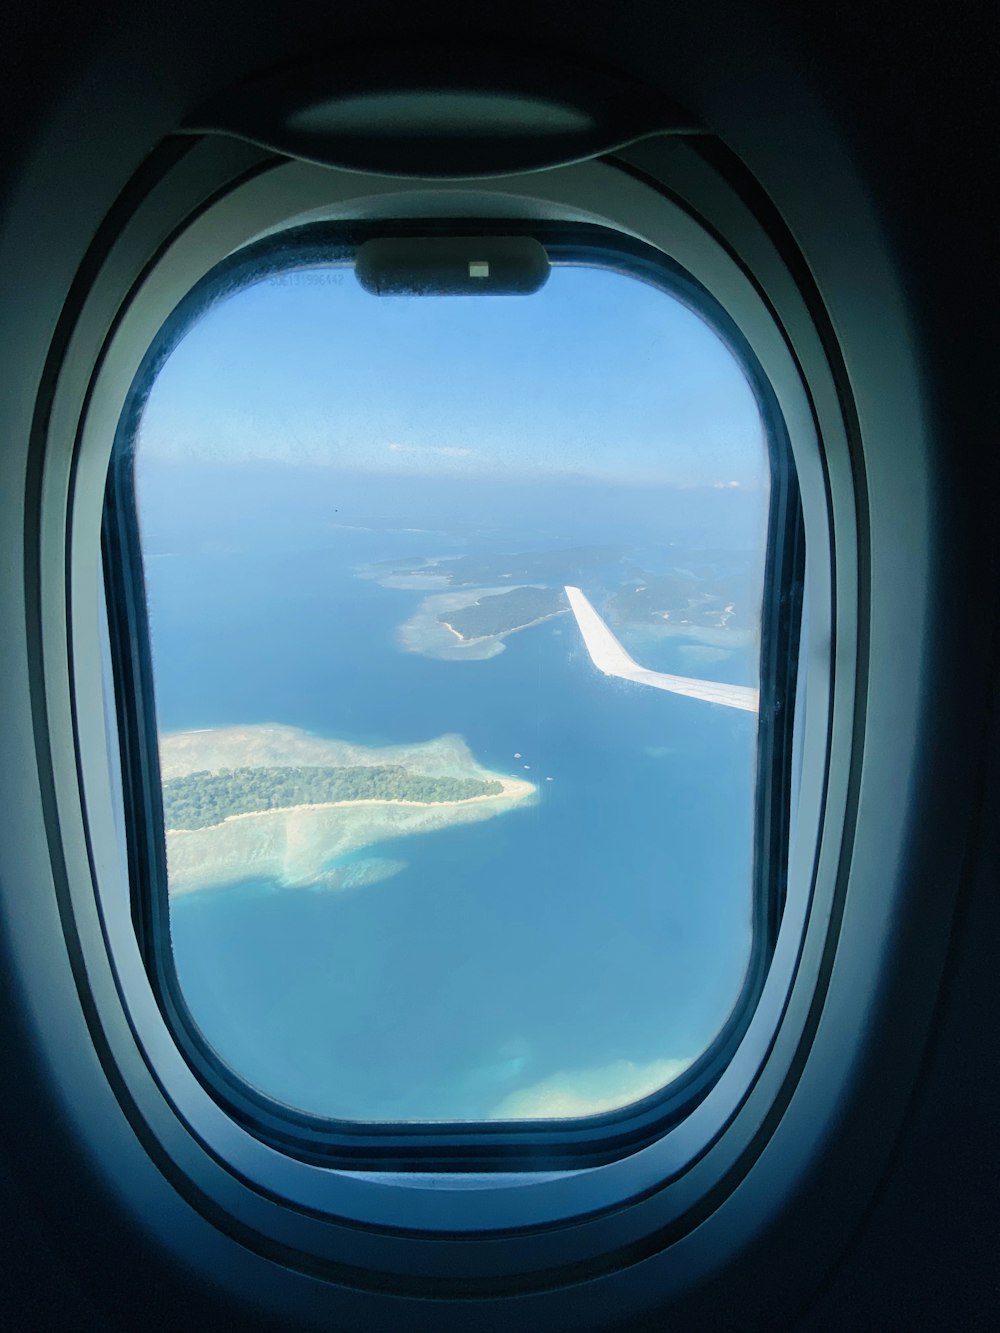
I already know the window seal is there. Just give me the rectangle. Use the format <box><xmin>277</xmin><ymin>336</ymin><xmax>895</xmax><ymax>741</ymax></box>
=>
<box><xmin>102</xmin><ymin>218</ymin><xmax>804</xmax><ymax>1172</ymax></box>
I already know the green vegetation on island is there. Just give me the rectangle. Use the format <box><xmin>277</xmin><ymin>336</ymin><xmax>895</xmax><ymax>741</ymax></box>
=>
<box><xmin>604</xmin><ymin>564</ymin><xmax>754</xmax><ymax>632</ymax></box>
<box><xmin>163</xmin><ymin>764</ymin><xmax>503</xmax><ymax>830</ymax></box>
<box><xmin>380</xmin><ymin>544</ymin><xmax>627</xmax><ymax>587</ymax></box>
<box><xmin>438</xmin><ymin>585</ymin><xmax>567</xmax><ymax>640</ymax></box>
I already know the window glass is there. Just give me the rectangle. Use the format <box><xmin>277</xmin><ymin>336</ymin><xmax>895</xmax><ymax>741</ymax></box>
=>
<box><xmin>129</xmin><ymin>249</ymin><xmax>771</xmax><ymax>1123</ymax></box>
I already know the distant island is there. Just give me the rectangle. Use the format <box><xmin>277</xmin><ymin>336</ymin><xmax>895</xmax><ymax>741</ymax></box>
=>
<box><xmin>360</xmin><ymin>541</ymin><xmax>756</xmax><ymax>660</ymax></box>
<box><xmin>398</xmin><ymin>584</ymin><xmax>569</xmax><ymax>660</ymax></box>
<box><xmin>161</xmin><ymin>725</ymin><xmax>534</xmax><ymax>896</ymax></box>
<box><xmin>164</xmin><ymin>765</ymin><xmax>503</xmax><ymax>831</ymax></box>
<box><xmin>604</xmin><ymin>564</ymin><xmax>755</xmax><ymax>634</ymax></box>
<box><xmin>363</xmin><ymin>544</ymin><xmax>627</xmax><ymax>591</ymax></box>
<box><xmin>437</xmin><ymin>585</ymin><xmax>568</xmax><ymax>643</ymax></box>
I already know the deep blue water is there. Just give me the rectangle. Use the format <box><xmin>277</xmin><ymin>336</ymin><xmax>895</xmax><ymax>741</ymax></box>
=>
<box><xmin>146</xmin><ymin>476</ymin><xmax>760</xmax><ymax>1121</ymax></box>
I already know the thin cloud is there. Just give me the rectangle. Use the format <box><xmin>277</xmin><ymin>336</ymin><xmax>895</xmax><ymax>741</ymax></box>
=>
<box><xmin>386</xmin><ymin>441</ymin><xmax>476</xmax><ymax>458</ymax></box>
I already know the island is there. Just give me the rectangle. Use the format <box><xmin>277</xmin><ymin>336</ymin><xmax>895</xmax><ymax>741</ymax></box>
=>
<box><xmin>437</xmin><ymin>585</ymin><xmax>568</xmax><ymax>643</ymax></box>
<box><xmin>363</xmin><ymin>544</ymin><xmax>627</xmax><ymax>590</ymax></box>
<box><xmin>604</xmin><ymin>563</ymin><xmax>755</xmax><ymax>634</ymax></box>
<box><xmin>398</xmin><ymin>584</ymin><xmax>570</xmax><ymax>661</ymax></box>
<box><xmin>360</xmin><ymin>539</ymin><xmax>761</xmax><ymax>662</ymax></box>
<box><xmin>164</xmin><ymin>766</ymin><xmax>503</xmax><ymax>830</ymax></box>
<box><xmin>161</xmin><ymin>725</ymin><xmax>534</xmax><ymax>896</ymax></box>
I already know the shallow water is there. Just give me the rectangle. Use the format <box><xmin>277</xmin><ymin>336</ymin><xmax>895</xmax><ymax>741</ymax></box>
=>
<box><xmin>158</xmin><ymin>509</ymin><xmax>759</xmax><ymax>1121</ymax></box>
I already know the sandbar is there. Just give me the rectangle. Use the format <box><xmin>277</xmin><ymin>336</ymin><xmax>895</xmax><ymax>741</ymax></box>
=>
<box><xmin>491</xmin><ymin>1055</ymin><xmax>695</xmax><ymax>1119</ymax></box>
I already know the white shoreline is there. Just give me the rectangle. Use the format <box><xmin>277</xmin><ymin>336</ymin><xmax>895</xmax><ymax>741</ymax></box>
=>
<box><xmin>438</xmin><ymin>607</ymin><xmax>570</xmax><ymax>647</ymax></box>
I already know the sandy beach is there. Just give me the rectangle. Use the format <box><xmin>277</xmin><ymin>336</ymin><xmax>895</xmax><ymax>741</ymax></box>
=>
<box><xmin>437</xmin><ymin>608</ymin><xmax>569</xmax><ymax>647</ymax></box>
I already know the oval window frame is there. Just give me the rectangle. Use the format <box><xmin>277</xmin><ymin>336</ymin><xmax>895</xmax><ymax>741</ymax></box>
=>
<box><xmin>102</xmin><ymin>215</ymin><xmax>803</xmax><ymax>1170</ymax></box>
<box><xmin>39</xmin><ymin>136</ymin><xmax>854</xmax><ymax>1284</ymax></box>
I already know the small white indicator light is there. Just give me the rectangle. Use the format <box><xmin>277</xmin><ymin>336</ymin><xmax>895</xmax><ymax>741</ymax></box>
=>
<box><xmin>469</xmin><ymin>261</ymin><xmax>490</xmax><ymax>278</ymax></box>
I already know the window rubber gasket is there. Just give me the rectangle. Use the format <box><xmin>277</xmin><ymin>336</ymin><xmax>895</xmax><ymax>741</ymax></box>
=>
<box><xmin>102</xmin><ymin>219</ymin><xmax>804</xmax><ymax>1172</ymax></box>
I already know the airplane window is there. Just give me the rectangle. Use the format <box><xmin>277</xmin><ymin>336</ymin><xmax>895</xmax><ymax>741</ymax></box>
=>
<box><xmin>103</xmin><ymin>225</ymin><xmax>799</xmax><ymax>1157</ymax></box>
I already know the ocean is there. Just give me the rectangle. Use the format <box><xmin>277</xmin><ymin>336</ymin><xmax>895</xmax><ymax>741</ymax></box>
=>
<box><xmin>146</xmin><ymin>465</ymin><xmax>761</xmax><ymax>1122</ymax></box>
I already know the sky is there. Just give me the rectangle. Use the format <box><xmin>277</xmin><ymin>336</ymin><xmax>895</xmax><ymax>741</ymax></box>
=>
<box><xmin>138</xmin><ymin>262</ymin><xmax>768</xmax><ymax>490</ymax></box>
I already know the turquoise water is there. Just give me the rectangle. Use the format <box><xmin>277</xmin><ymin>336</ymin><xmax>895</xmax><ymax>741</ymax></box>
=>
<box><xmin>148</xmin><ymin>471</ymin><xmax>760</xmax><ymax>1121</ymax></box>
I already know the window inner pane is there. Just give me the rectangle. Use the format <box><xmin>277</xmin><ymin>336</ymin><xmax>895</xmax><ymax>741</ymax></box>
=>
<box><xmin>130</xmin><ymin>253</ymin><xmax>770</xmax><ymax>1123</ymax></box>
